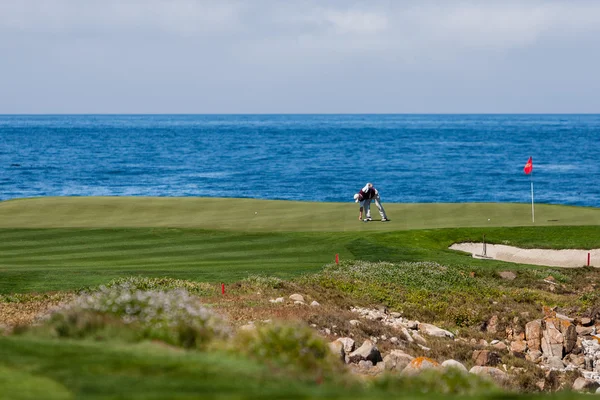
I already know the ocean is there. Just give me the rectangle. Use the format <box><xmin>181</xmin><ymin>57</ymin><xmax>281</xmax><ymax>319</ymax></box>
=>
<box><xmin>1</xmin><ymin>114</ymin><xmax>599</xmax><ymax>206</ymax></box>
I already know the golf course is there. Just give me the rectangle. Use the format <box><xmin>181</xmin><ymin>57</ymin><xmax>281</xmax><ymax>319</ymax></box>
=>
<box><xmin>2</xmin><ymin>196</ymin><xmax>600</xmax><ymax>399</ymax></box>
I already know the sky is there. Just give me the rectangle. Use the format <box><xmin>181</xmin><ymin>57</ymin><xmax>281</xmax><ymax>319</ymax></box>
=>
<box><xmin>1</xmin><ymin>0</ymin><xmax>599</xmax><ymax>114</ymax></box>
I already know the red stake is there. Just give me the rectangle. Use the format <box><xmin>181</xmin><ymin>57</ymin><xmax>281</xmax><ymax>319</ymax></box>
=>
<box><xmin>335</xmin><ymin>254</ymin><xmax>339</xmax><ymax>264</ymax></box>
<box><xmin>221</xmin><ymin>283</ymin><xmax>225</xmax><ymax>295</ymax></box>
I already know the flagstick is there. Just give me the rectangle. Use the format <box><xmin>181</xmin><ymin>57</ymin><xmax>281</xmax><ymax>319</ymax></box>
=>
<box><xmin>530</xmin><ymin>173</ymin><xmax>535</xmax><ymax>223</ymax></box>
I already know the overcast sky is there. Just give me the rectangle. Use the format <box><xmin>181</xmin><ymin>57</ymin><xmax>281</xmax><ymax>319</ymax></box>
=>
<box><xmin>1</xmin><ymin>0</ymin><xmax>599</xmax><ymax>113</ymax></box>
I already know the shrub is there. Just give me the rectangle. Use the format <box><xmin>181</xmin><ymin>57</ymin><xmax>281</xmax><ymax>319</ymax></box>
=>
<box><xmin>233</xmin><ymin>322</ymin><xmax>344</xmax><ymax>379</ymax></box>
<box><xmin>48</xmin><ymin>285</ymin><xmax>229</xmax><ymax>348</ymax></box>
<box><xmin>242</xmin><ymin>275</ymin><xmax>285</xmax><ymax>290</ymax></box>
<box><xmin>101</xmin><ymin>276</ymin><xmax>218</xmax><ymax>297</ymax></box>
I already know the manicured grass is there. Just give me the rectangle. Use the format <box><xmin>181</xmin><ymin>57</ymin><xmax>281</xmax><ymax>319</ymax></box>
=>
<box><xmin>1</xmin><ymin>197</ymin><xmax>600</xmax><ymax>293</ymax></box>
<box><xmin>1</xmin><ymin>197</ymin><xmax>600</xmax><ymax>231</ymax></box>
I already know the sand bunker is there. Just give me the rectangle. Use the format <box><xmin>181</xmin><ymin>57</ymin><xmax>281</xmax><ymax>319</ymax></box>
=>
<box><xmin>450</xmin><ymin>243</ymin><xmax>599</xmax><ymax>268</ymax></box>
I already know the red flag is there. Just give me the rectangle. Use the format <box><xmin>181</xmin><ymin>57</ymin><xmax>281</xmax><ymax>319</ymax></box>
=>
<box><xmin>524</xmin><ymin>157</ymin><xmax>533</xmax><ymax>175</ymax></box>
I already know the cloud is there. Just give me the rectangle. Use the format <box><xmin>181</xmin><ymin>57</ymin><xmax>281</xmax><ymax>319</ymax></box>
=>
<box><xmin>0</xmin><ymin>0</ymin><xmax>244</xmax><ymax>36</ymax></box>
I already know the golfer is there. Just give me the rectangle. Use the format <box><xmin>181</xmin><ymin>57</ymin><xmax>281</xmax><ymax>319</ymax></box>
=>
<box><xmin>353</xmin><ymin>183</ymin><xmax>389</xmax><ymax>222</ymax></box>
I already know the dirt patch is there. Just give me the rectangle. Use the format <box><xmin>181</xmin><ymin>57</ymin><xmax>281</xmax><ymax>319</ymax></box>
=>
<box><xmin>0</xmin><ymin>294</ymin><xmax>73</xmax><ymax>331</ymax></box>
<box><xmin>450</xmin><ymin>243</ymin><xmax>600</xmax><ymax>268</ymax></box>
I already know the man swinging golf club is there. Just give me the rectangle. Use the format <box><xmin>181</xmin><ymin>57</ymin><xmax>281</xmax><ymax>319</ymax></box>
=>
<box><xmin>353</xmin><ymin>183</ymin><xmax>389</xmax><ymax>222</ymax></box>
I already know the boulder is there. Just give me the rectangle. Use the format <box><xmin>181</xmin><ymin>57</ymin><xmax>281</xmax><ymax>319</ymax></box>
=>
<box><xmin>418</xmin><ymin>323</ymin><xmax>455</xmax><ymax>339</ymax></box>
<box><xmin>348</xmin><ymin>339</ymin><xmax>383</xmax><ymax>365</ymax></box>
<box><xmin>289</xmin><ymin>294</ymin><xmax>304</xmax><ymax>302</ymax></box>
<box><xmin>525</xmin><ymin>320</ymin><xmax>543</xmax><ymax>352</ymax></box>
<box><xmin>558</xmin><ymin>320</ymin><xmax>577</xmax><ymax>354</ymax></box>
<box><xmin>544</xmin><ymin>356</ymin><xmax>565</xmax><ymax>369</ymax></box>
<box><xmin>333</xmin><ymin>337</ymin><xmax>355</xmax><ymax>354</ymax></box>
<box><xmin>411</xmin><ymin>331</ymin><xmax>428</xmax><ymax>345</ymax></box>
<box><xmin>576</xmin><ymin>325</ymin><xmax>594</xmax><ymax>336</ymax></box>
<box><xmin>580</xmin><ymin>317</ymin><xmax>593</xmax><ymax>327</ymax></box>
<box><xmin>510</xmin><ymin>340</ymin><xmax>527</xmax><ymax>356</ymax></box>
<box><xmin>441</xmin><ymin>359</ymin><xmax>468</xmax><ymax>372</ymax></box>
<box><xmin>310</xmin><ymin>300</ymin><xmax>320</xmax><ymax>307</ymax></box>
<box><xmin>493</xmin><ymin>342</ymin><xmax>508</xmax><ymax>351</ymax></box>
<box><xmin>400</xmin><ymin>327</ymin><xmax>414</xmax><ymax>343</ymax></box>
<box><xmin>472</xmin><ymin>350</ymin><xmax>501</xmax><ymax>367</ymax></box>
<box><xmin>469</xmin><ymin>366</ymin><xmax>509</xmax><ymax>384</ymax></box>
<box><xmin>383</xmin><ymin>350</ymin><xmax>414</xmax><ymax>372</ymax></box>
<box><xmin>401</xmin><ymin>357</ymin><xmax>440</xmax><ymax>376</ymax></box>
<box><xmin>328</xmin><ymin>340</ymin><xmax>345</xmax><ymax>362</ymax></box>
<box><xmin>541</xmin><ymin>318</ymin><xmax>564</xmax><ymax>358</ymax></box>
<box><xmin>572</xmin><ymin>377</ymin><xmax>600</xmax><ymax>392</ymax></box>
<box><xmin>526</xmin><ymin>350</ymin><xmax>543</xmax><ymax>363</ymax></box>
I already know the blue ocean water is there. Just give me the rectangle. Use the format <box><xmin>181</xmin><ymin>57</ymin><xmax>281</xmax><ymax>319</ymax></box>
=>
<box><xmin>0</xmin><ymin>114</ymin><xmax>599</xmax><ymax>206</ymax></box>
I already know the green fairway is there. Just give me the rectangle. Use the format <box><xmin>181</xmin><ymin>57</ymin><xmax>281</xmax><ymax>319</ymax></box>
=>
<box><xmin>2</xmin><ymin>197</ymin><xmax>600</xmax><ymax>231</ymax></box>
<box><xmin>1</xmin><ymin>197</ymin><xmax>600</xmax><ymax>293</ymax></box>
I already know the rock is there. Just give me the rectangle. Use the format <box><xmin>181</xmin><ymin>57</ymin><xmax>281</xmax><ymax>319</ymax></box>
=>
<box><xmin>329</xmin><ymin>340</ymin><xmax>345</xmax><ymax>361</ymax></box>
<box><xmin>289</xmin><ymin>294</ymin><xmax>304</xmax><ymax>302</ymax></box>
<box><xmin>334</xmin><ymin>337</ymin><xmax>355</xmax><ymax>354</ymax></box>
<box><xmin>572</xmin><ymin>377</ymin><xmax>600</xmax><ymax>392</ymax></box>
<box><xmin>580</xmin><ymin>317</ymin><xmax>593</xmax><ymax>327</ymax></box>
<box><xmin>239</xmin><ymin>323</ymin><xmax>256</xmax><ymax>331</ymax></box>
<box><xmin>348</xmin><ymin>340</ymin><xmax>383</xmax><ymax>365</ymax></box>
<box><xmin>411</xmin><ymin>331</ymin><xmax>427</xmax><ymax>345</ymax></box>
<box><xmin>269</xmin><ymin>297</ymin><xmax>284</xmax><ymax>303</ymax></box>
<box><xmin>401</xmin><ymin>327</ymin><xmax>414</xmax><ymax>343</ymax></box>
<box><xmin>390</xmin><ymin>337</ymin><xmax>400</xmax><ymax>345</ymax></box>
<box><xmin>294</xmin><ymin>300</ymin><xmax>305</xmax><ymax>305</ymax></box>
<box><xmin>493</xmin><ymin>342</ymin><xmax>508</xmax><ymax>351</ymax></box>
<box><xmin>383</xmin><ymin>350</ymin><xmax>414</xmax><ymax>372</ymax></box>
<box><xmin>510</xmin><ymin>340</ymin><xmax>527</xmax><ymax>356</ymax></box>
<box><xmin>556</xmin><ymin>313</ymin><xmax>574</xmax><ymax>323</ymax></box>
<box><xmin>541</xmin><ymin>318</ymin><xmax>564</xmax><ymax>358</ymax></box>
<box><xmin>469</xmin><ymin>366</ymin><xmax>509</xmax><ymax>384</ymax></box>
<box><xmin>526</xmin><ymin>350</ymin><xmax>543</xmax><ymax>363</ymax></box>
<box><xmin>441</xmin><ymin>360</ymin><xmax>468</xmax><ymax>372</ymax></box>
<box><xmin>310</xmin><ymin>300</ymin><xmax>320</xmax><ymax>307</ymax></box>
<box><xmin>418</xmin><ymin>323</ymin><xmax>455</xmax><ymax>339</ymax></box>
<box><xmin>486</xmin><ymin>315</ymin><xmax>499</xmax><ymax>334</ymax></box>
<box><xmin>576</xmin><ymin>325</ymin><xmax>595</xmax><ymax>336</ymax></box>
<box><xmin>472</xmin><ymin>350</ymin><xmax>501</xmax><ymax>366</ymax></box>
<box><xmin>358</xmin><ymin>360</ymin><xmax>374</xmax><ymax>370</ymax></box>
<box><xmin>558</xmin><ymin>319</ymin><xmax>577</xmax><ymax>354</ymax></box>
<box><xmin>401</xmin><ymin>357</ymin><xmax>440</xmax><ymax>376</ymax></box>
<box><xmin>390</xmin><ymin>312</ymin><xmax>402</xmax><ymax>318</ymax></box>
<box><xmin>349</xmin><ymin>320</ymin><xmax>360</xmax><ymax>326</ymax></box>
<box><xmin>545</xmin><ymin>356</ymin><xmax>565</xmax><ymax>369</ymax></box>
<box><xmin>565</xmin><ymin>353</ymin><xmax>585</xmax><ymax>368</ymax></box>
<box><xmin>407</xmin><ymin>320</ymin><xmax>419</xmax><ymax>330</ymax></box>
<box><xmin>490</xmin><ymin>340</ymin><xmax>499</xmax><ymax>345</ymax></box>
<box><xmin>499</xmin><ymin>271</ymin><xmax>517</xmax><ymax>280</ymax></box>
<box><xmin>525</xmin><ymin>320</ymin><xmax>543</xmax><ymax>352</ymax></box>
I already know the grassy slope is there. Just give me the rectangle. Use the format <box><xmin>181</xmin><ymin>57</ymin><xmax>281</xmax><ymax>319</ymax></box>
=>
<box><xmin>1</xmin><ymin>197</ymin><xmax>600</xmax><ymax>293</ymax></box>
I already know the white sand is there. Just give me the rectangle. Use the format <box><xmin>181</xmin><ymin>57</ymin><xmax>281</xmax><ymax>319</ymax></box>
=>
<box><xmin>449</xmin><ymin>243</ymin><xmax>599</xmax><ymax>268</ymax></box>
